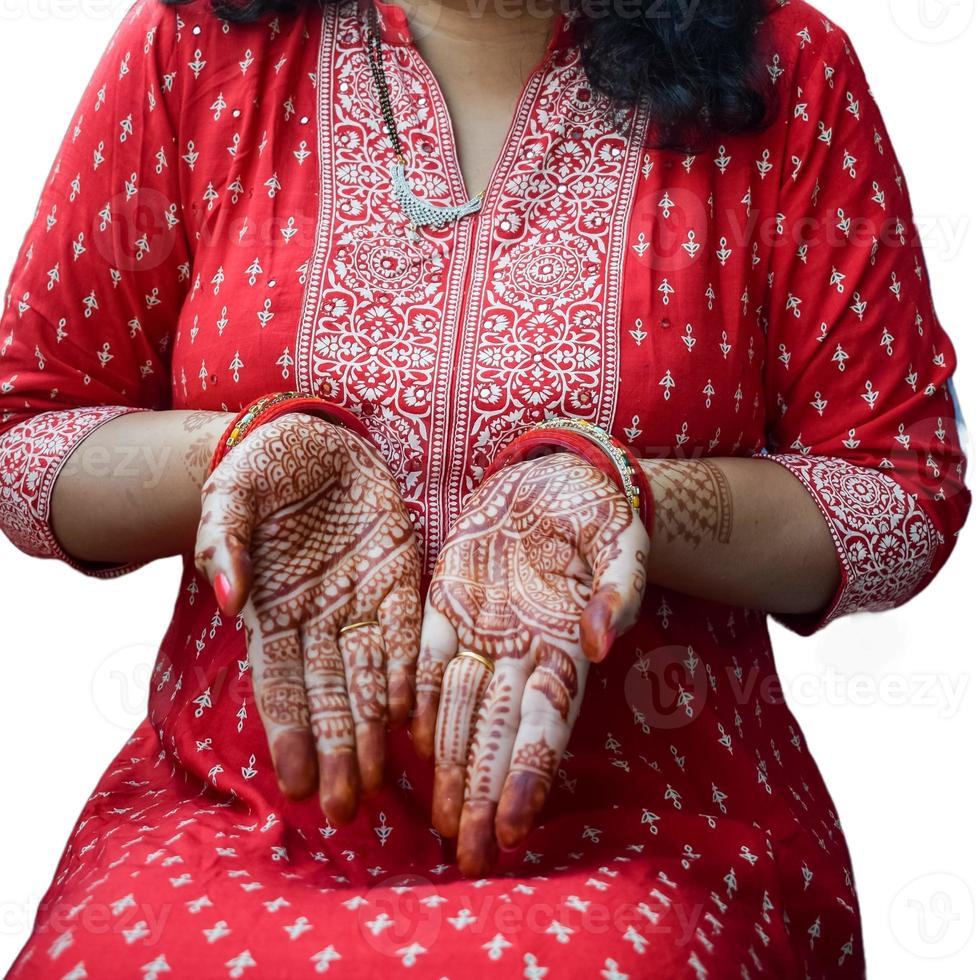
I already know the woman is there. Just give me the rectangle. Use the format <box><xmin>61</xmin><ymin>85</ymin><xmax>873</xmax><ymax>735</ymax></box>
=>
<box><xmin>0</xmin><ymin>0</ymin><xmax>969</xmax><ymax>975</ymax></box>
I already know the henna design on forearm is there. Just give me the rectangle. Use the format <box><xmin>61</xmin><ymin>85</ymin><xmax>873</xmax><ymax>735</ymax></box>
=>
<box><xmin>641</xmin><ymin>458</ymin><xmax>734</xmax><ymax>547</ymax></box>
<box><xmin>181</xmin><ymin>410</ymin><xmax>227</xmax><ymax>486</ymax></box>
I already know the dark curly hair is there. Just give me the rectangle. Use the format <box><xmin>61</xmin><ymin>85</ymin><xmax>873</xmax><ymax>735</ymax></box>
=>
<box><xmin>161</xmin><ymin>0</ymin><xmax>777</xmax><ymax>150</ymax></box>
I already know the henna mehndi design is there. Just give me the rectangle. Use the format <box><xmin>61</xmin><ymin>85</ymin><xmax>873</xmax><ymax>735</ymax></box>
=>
<box><xmin>180</xmin><ymin>410</ymin><xmax>229</xmax><ymax>487</ymax></box>
<box><xmin>416</xmin><ymin>455</ymin><xmax>649</xmax><ymax>876</ymax></box>
<box><xmin>641</xmin><ymin>458</ymin><xmax>734</xmax><ymax>547</ymax></box>
<box><xmin>195</xmin><ymin>414</ymin><xmax>422</xmax><ymax>823</ymax></box>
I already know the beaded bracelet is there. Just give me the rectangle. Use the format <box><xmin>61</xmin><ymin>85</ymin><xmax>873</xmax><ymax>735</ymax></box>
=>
<box><xmin>208</xmin><ymin>391</ymin><xmax>373</xmax><ymax>476</ymax></box>
<box><xmin>483</xmin><ymin>418</ymin><xmax>655</xmax><ymax>538</ymax></box>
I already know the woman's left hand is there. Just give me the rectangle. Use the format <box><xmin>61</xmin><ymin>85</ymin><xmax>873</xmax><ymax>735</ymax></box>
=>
<box><xmin>412</xmin><ymin>453</ymin><xmax>649</xmax><ymax>876</ymax></box>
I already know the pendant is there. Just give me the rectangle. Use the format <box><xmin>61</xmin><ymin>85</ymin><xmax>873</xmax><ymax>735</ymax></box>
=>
<box><xmin>389</xmin><ymin>161</ymin><xmax>483</xmax><ymax>238</ymax></box>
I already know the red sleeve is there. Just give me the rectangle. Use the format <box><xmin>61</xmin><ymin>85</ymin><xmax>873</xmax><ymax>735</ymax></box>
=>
<box><xmin>756</xmin><ymin>21</ymin><xmax>971</xmax><ymax>634</ymax></box>
<box><xmin>0</xmin><ymin>0</ymin><xmax>190</xmax><ymax>574</ymax></box>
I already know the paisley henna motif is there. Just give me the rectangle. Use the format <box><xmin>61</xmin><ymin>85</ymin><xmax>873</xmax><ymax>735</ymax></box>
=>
<box><xmin>417</xmin><ymin>454</ymin><xmax>649</xmax><ymax>875</ymax></box>
<box><xmin>195</xmin><ymin>414</ymin><xmax>422</xmax><ymax>823</ymax></box>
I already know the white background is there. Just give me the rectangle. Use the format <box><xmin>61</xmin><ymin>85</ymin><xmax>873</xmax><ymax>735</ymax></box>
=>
<box><xmin>0</xmin><ymin>0</ymin><xmax>977</xmax><ymax>976</ymax></box>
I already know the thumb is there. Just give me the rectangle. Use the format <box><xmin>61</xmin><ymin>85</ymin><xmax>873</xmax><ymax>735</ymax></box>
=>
<box><xmin>579</xmin><ymin>514</ymin><xmax>650</xmax><ymax>663</ymax></box>
<box><xmin>194</xmin><ymin>475</ymin><xmax>256</xmax><ymax>618</ymax></box>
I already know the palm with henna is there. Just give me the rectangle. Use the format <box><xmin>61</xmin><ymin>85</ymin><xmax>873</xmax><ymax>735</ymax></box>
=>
<box><xmin>194</xmin><ymin>415</ymin><xmax>422</xmax><ymax>824</ymax></box>
<box><xmin>412</xmin><ymin>454</ymin><xmax>649</xmax><ymax>876</ymax></box>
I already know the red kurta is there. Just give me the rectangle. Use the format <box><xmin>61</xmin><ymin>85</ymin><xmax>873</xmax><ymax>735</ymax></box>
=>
<box><xmin>0</xmin><ymin>0</ymin><xmax>970</xmax><ymax>976</ymax></box>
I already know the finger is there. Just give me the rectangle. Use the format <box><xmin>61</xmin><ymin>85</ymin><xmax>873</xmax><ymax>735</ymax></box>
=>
<box><xmin>194</xmin><ymin>475</ymin><xmax>255</xmax><ymax>617</ymax></box>
<box><xmin>379</xmin><ymin>583</ymin><xmax>422</xmax><ymax>727</ymax></box>
<box><xmin>579</xmin><ymin>511</ymin><xmax>650</xmax><ymax>663</ymax></box>
<box><xmin>495</xmin><ymin>642</ymin><xmax>589</xmax><ymax>851</ymax></box>
<box><xmin>456</xmin><ymin>663</ymin><xmax>528</xmax><ymax>878</ymax></box>
<box><xmin>410</xmin><ymin>601</ymin><xmax>459</xmax><ymax>758</ymax></box>
<box><xmin>431</xmin><ymin>653</ymin><xmax>493</xmax><ymax>838</ymax></box>
<box><xmin>338</xmin><ymin>623</ymin><xmax>388</xmax><ymax>798</ymax></box>
<box><xmin>302</xmin><ymin>616</ymin><xmax>359</xmax><ymax>825</ymax></box>
<box><xmin>247</xmin><ymin>603</ymin><xmax>317</xmax><ymax>801</ymax></box>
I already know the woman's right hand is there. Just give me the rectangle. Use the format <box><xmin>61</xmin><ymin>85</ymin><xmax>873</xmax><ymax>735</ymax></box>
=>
<box><xmin>194</xmin><ymin>414</ymin><xmax>421</xmax><ymax>824</ymax></box>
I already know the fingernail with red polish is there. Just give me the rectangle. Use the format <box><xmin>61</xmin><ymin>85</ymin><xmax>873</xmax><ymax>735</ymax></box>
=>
<box><xmin>214</xmin><ymin>572</ymin><xmax>232</xmax><ymax>612</ymax></box>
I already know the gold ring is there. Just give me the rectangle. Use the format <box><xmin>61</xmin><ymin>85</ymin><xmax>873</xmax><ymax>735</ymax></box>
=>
<box><xmin>455</xmin><ymin>650</ymin><xmax>495</xmax><ymax>675</ymax></box>
<box><xmin>339</xmin><ymin>620</ymin><xmax>380</xmax><ymax>636</ymax></box>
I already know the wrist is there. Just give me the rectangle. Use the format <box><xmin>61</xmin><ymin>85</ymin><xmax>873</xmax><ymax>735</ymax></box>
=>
<box><xmin>208</xmin><ymin>392</ymin><xmax>373</xmax><ymax>477</ymax></box>
<box><xmin>485</xmin><ymin>419</ymin><xmax>654</xmax><ymax>537</ymax></box>
<box><xmin>184</xmin><ymin>411</ymin><xmax>237</xmax><ymax>490</ymax></box>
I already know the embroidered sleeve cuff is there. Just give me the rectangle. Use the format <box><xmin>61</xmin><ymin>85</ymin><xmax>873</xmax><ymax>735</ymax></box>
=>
<box><xmin>753</xmin><ymin>452</ymin><xmax>942</xmax><ymax>636</ymax></box>
<box><xmin>0</xmin><ymin>406</ymin><xmax>149</xmax><ymax>578</ymax></box>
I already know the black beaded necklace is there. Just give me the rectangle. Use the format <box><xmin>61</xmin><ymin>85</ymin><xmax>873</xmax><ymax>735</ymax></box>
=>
<box><xmin>364</xmin><ymin>4</ymin><xmax>485</xmax><ymax>238</ymax></box>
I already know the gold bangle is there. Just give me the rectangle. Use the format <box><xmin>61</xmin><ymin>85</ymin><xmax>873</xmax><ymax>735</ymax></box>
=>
<box><xmin>225</xmin><ymin>391</ymin><xmax>303</xmax><ymax>451</ymax></box>
<box><xmin>529</xmin><ymin>418</ymin><xmax>642</xmax><ymax>516</ymax></box>
<box><xmin>339</xmin><ymin>620</ymin><xmax>380</xmax><ymax>636</ymax></box>
<box><xmin>454</xmin><ymin>650</ymin><xmax>495</xmax><ymax>675</ymax></box>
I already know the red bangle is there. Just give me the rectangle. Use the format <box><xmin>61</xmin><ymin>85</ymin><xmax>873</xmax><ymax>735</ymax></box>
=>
<box><xmin>484</xmin><ymin>430</ymin><xmax>612</xmax><ymax>484</ymax></box>
<box><xmin>208</xmin><ymin>392</ymin><xmax>373</xmax><ymax>476</ymax></box>
<box><xmin>483</xmin><ymin>420</ymin><xmax>655</xmax><ymax>538</ymax></box>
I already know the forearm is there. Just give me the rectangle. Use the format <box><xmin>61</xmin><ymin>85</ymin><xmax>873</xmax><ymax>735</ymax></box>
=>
<box><xmin>640</xmin><ymin>456</ymin><xmax>840</xmax><ymax>615</ymax></box>
<box><xmin>51</xmin><ymin>410</ymin><xmax>233</xmax><ymax>566</ymax></box>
